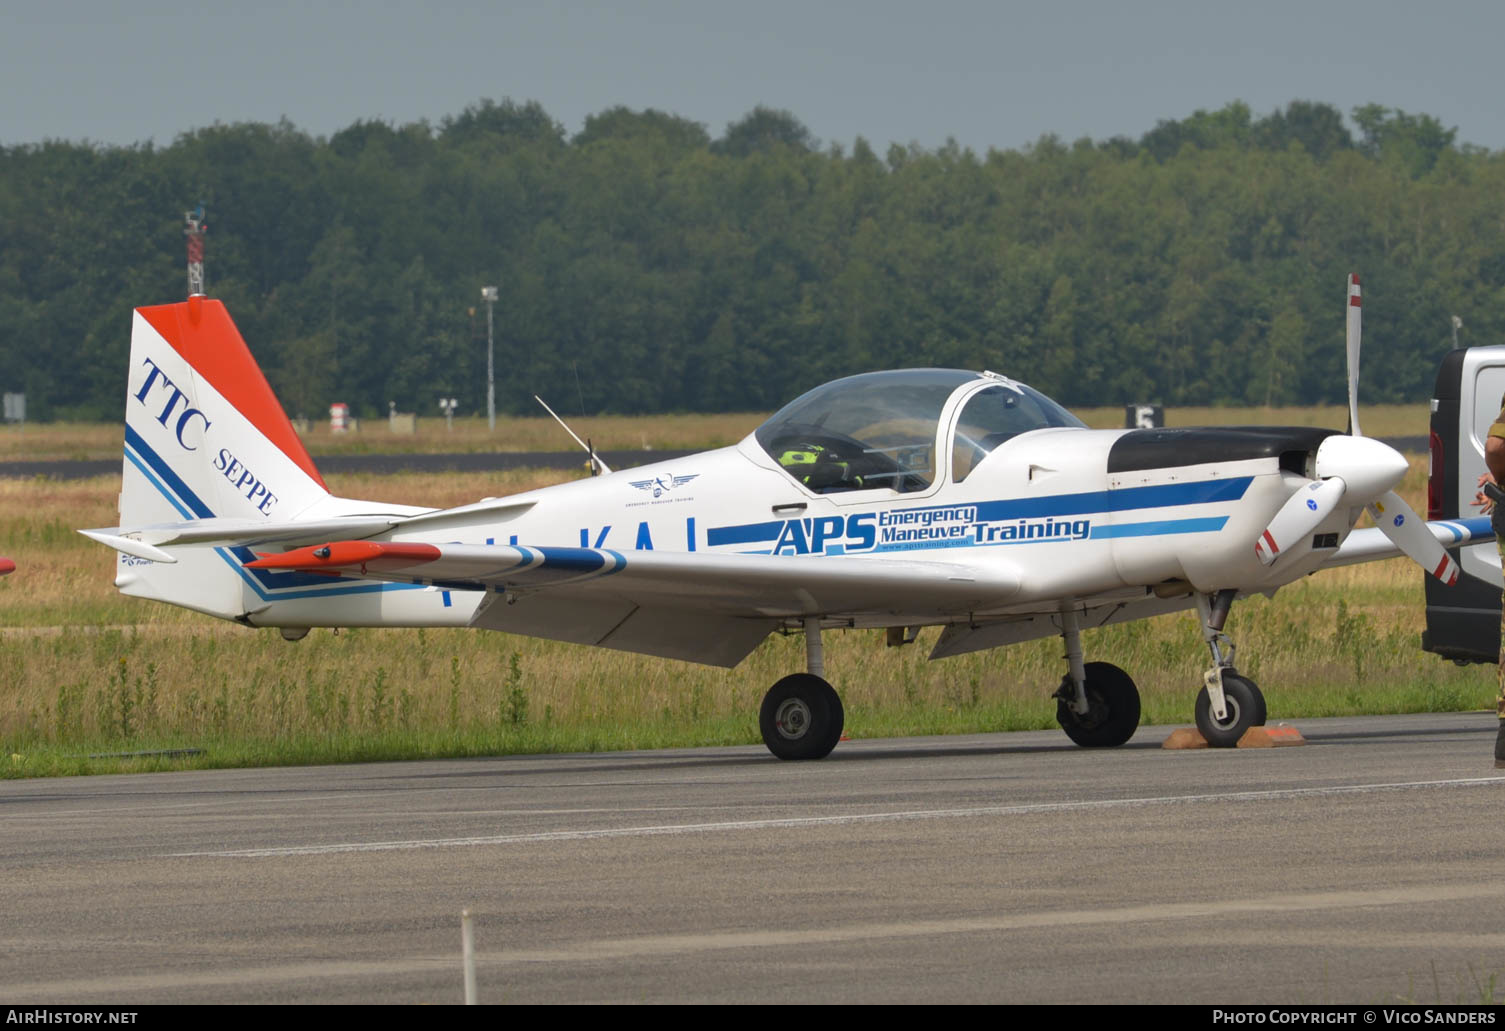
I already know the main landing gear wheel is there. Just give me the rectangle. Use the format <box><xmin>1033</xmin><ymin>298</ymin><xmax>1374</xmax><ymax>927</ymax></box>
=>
<box><xmin>1055</xmin><ymin>661</ymin><xmax>1141</xmax><ymax>748</ymax></box>
<box><xmin>760</xmin><ymin>673</ymin><xmax>844</xmax><ymax>760</ymax></box>
<box><xmin>1194</xmin><ymin>673</ymin><xmax>1267</xmax><ymax>748</ymax></box>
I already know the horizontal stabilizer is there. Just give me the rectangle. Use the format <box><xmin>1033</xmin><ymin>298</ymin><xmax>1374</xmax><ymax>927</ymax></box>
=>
<box><xmin>78</xmin><ymin>529</ymin><xmax>178</xmax><ymax>564</ymax></box>
<box><xmin>79</xmin><ymin>514</ymin><xmax>406</xmax><ymax>551</ymax></box>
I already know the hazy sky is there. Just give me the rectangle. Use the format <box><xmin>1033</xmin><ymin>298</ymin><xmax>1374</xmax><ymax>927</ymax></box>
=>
<box><xmin>4</xmin><ymin>0</ymin><xmax>1503</xmax><ymax>152</ymax></box>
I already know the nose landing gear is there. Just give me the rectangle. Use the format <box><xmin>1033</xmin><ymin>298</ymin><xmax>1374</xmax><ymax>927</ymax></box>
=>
<box><xmin>1193</xmin><ymin>589</ymin><xmax>1267</xmax><ymax>747</ymax></box>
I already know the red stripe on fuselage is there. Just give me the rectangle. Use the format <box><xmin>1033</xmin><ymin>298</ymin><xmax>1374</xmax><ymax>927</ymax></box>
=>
<box><xmin>137</xmin><ymin>299</ymin><xmax>327</xmax><ymax>489</ymax></box>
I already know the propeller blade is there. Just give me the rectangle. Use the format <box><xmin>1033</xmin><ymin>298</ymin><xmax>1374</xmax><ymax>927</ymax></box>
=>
<box><xmin>1255</xmin><ymin>478</ymin><xmax>1346</xmax><ymax>566</ymax></box>
<box><xmin>1346</xmin><ymin>273</ymin><xmax>1362</xmax><ymax>437</ymax></box>
<box><xmin>1367</xmin><ymin>490</ymin><xmax>1460</xmax><ymax>585</ymax></box>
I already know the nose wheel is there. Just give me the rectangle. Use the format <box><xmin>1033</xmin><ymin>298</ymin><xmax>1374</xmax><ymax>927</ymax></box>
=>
<box><xmin>1194</xmin><ymin>590</ymin><xmax>1267</xmax><ymax>747</ymax></box>
<box><xmin>1195</xmin><ymin>671</ymin><xmax>1266</xmax><ymax>747</ymax></box>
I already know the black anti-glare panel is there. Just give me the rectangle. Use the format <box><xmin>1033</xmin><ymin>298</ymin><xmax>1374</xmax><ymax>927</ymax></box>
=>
<box><xmin>1106</xmin><ymin>427</ymin><xmax>1340</xmax><ymax>474</ymax></box>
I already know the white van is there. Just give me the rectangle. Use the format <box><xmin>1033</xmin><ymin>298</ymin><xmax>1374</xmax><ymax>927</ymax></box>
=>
<box><xmin>1424</xmin><ymin>347</ymin><xmax>1505</xmax><ymax>663</ymax></box>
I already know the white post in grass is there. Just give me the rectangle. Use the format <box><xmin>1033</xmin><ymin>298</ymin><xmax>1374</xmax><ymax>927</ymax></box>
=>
<box><xmin>462</xmin><ymin>907</ymin><xmax>477</xmax><ymax>1004</ymax></box>
<box><xmin>482</xmin><ymin>286</ymin><xmax>498</xmax><ymax>433</ymax></box>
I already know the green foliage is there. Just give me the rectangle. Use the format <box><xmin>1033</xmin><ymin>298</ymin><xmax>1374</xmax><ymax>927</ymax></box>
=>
<box><xmin>1352</xmin><ymin>104</ymin><xmax>1458</xmax><ymax>176</ymax></box>
<box><xmin>502</xmin><ymin>652</ymin><xmax>527</xmax><ymax>726</ymax></box>
<box><xmin>0</xmin><ymin>97</ymin><xmax>1492</xmax><ymax>422</ymax></box>
<box><xmin>711</xmin><ymin>106</ymin><xmax>816</xmax><ymax>157</ymax></box>
<box><xmin>1334</xmin><ymin>599</ymin><xmax>1380</xmax><ymax>681</ymax></box>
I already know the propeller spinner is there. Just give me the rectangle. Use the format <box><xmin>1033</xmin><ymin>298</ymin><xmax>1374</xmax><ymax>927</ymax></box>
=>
<box><xmin>1254</xmin><ymin>274</ymin><xmax>1458</xmax><ymax>585</ymax></box>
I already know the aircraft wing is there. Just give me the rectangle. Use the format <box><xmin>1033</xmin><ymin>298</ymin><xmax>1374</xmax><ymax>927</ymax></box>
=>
<box><xmin>1322</xmin><ymin>516</ymin><xmax>1494</xmax><ymax>570</ymax></box>
<box><xmin>247</xmin><ymin>541</ymin><xmax>1022</xmax><ymax>667</ymax></box>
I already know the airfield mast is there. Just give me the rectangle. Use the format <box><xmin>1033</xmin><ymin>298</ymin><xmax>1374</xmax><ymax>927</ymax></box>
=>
<box><xmin>185</xmin><ymin>205</ymin><xmax>207</xmax><ymax>297</ymax></box>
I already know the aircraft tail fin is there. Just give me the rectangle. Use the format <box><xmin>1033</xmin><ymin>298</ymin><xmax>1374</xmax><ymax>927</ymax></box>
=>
<box><xmin>112</xmin><ymin>296</ymin><xmax>330</xmax><ymax>619</ymax></box>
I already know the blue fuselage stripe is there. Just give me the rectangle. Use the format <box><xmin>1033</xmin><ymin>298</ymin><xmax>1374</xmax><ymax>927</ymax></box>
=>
<box><xmin>706</xmin><ymin>477</ymin><xmax>1253</xmax><ymax>548</ymax></box>
<box><xmin>970</xmin><ymin>478</ymin><xmax>1250</xmax><ymax>520</ymax></box>
<box><xmin>1090</xmin><ymin>517</ymin><xmax>1229</xmax><ymax>539</ymax></box>
<box><xmin>706</xmin><ymin>520</ymin><xmax>786</xmax><ymax>547</ymax></box>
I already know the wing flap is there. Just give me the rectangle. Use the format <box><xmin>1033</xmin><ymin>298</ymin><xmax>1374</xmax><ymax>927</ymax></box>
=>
<box><xmin>470</xmin><ymin>593</ymin><xmax>772</xmax><ymax>667</ymax></box>
<box><xmin>931</xmin><ymin>592</ymin><xmax>1199</xmax><ymax>659</ymax></box>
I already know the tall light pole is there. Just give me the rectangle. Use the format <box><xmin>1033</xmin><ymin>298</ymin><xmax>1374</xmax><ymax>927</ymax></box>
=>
<box><xmin>1452</xmin><ymin>314</ymin><xmax>1463</xmax><ymax>349</ymax></box>
<box><xmin>481</xmin><ymin>286</ymin><xmax>498</xmax><ymax>432</ymax></box>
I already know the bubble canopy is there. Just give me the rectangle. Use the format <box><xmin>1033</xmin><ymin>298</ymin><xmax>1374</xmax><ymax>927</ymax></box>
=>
<box><xmin>754</xmin><ymin>369</ymin><xmax>1084</xmax><ymax>493</ymax></box>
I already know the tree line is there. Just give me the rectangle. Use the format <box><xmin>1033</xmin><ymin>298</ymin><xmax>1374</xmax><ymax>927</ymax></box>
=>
<box><xmin>1</xmin><ymin>98</ymin><xmax>1499</xmax><ymax>422</ymax></box>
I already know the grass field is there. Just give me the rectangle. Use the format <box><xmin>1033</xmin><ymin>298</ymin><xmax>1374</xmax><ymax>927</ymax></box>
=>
<box><xmin>0</xmin><ymin>402</ymin><xmax>1430</xmax><ymax>462</ymax></box>
<box><xmin>0</xmin><ymin>419</ymin><xmax>1492</xmax><ymax>778</ymax></box>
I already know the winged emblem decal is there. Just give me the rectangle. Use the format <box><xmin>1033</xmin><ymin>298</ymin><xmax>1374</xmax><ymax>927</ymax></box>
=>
<box><xmin>629</xmin><ymin>473</ymin><xmax>698</xmax><ymax>498</ymax></box>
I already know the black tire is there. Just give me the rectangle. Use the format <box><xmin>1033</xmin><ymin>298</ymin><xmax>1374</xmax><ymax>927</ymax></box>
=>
<box><xmin>1055</xmin><ymin>661</ymin><xmax>1141</xmax><ymax>748</ymax></box>
<box><xmin>1194</xmin><ymin>672</ymin><xmax>1267</xmax><ymax>748</ymax></box>
<box><xmin>759</xmin><ymin>674</ymin><xmax>844</xmax><ymax>760</ymax></box>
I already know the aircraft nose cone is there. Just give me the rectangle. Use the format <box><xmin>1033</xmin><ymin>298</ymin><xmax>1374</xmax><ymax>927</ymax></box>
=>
<box><xmin>1312</xmin><ymin>435</ymin><xmax>1409</xmax><ymax>503</ymax></box>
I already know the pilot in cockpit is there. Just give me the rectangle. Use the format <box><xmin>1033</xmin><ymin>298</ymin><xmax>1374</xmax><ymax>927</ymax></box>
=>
<box><xmin>777</xmin><ymin>441</ymin><xmax>866</xmax><ymax>492</ymax></box>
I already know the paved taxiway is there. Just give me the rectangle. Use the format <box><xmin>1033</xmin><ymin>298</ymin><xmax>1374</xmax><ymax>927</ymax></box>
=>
<box><xmin>2</xmin><ymin>712</ymin><xmax>1503</xmax><ymax>1004</ymax></box>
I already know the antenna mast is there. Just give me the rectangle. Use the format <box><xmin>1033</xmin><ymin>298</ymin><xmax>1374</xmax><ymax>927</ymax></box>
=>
<box><xmin>185</xmin><ymin>205</ymin><xmax>207</xmax><ymax>297</ymax></box>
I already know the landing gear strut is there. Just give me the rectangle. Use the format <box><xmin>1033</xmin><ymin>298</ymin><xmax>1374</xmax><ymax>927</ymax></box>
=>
<box><xmin>1193</xmin><ymin>590</ymin><xmax>1267</xmax><ymax>747</ymax></box>
<box><xmin>1052</xmin><ymin>608</ymin><xmax>1141</xmax><ymax>747</ymax></box>
<box><xmin>759</xmin><ymin>617</ymin><xmax>845</xmax><ymax>760</ymax></box>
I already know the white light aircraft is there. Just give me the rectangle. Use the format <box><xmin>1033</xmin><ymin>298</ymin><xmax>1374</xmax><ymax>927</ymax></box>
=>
<box><xmin>83</xmin><ymin>276</ymin><xmax>1493</xmax><ymax>757</ymax></box>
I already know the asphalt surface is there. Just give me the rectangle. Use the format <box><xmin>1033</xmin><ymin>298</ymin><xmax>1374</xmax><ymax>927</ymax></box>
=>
<box><xmin>0</xmin><ymin>438</ymin><xmax>1429</xmax><ymax>480</ymax></box>
<box><xmin>2</xmin><ymin>711</ymin><xmax>1503</xmax><ymax>1004</ymax></box>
